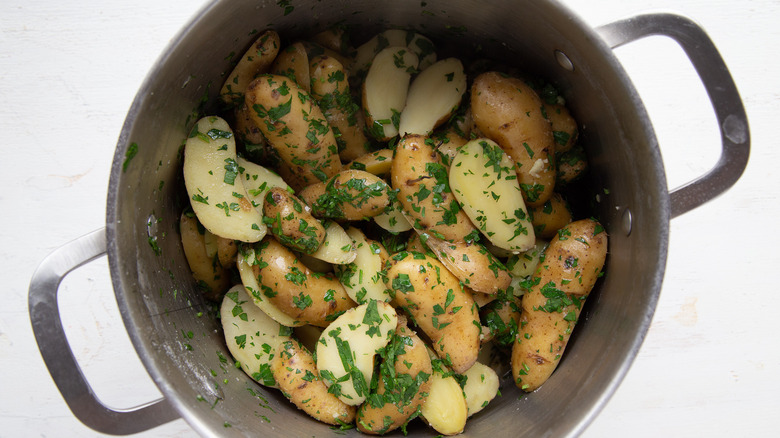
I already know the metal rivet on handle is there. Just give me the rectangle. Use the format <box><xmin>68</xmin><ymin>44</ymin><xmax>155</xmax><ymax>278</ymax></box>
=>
<box><xmin>622</xmin><ymin>208</ymin><xmax>633</xmax><ymax>236</ymax></box>
<box><xmin>554</xmin><ymin>50</ymin><xmax>574</xmax><ymax>71</ymax></box>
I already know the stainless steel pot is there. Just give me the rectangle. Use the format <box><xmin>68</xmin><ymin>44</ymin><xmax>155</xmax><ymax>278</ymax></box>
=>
<box><xmin>29</xmin><ymin>0</ymin><xmax>749</xmax><ymax>436</ymax></box>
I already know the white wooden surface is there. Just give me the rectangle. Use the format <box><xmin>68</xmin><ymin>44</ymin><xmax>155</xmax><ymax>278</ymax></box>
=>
<box><xmin>2</xmin><ymin>0</ymin><xmax>778</xmax><ymax>436</ymax></box>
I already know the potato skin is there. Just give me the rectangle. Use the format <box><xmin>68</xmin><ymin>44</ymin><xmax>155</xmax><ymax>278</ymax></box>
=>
<box><xmin>299</xmin><ymin>169</ymin><xmax>390</xmax><ymax>220</ymax></box>
<box><xmin>545</xmin><ymin>103</ymin><xmax>578</xmax><ymax>154</ymax></box>
<box><xmin>422</xmin><ymin>236</ymin><xmax>511</xmax><ymax>296</ymax></box>
<box><xmin>271</xmin><ymin>42</ymin><xmax>311</xmax><ymax>92</ymax></box>
<box><xmin>357</xmin><ymin>320</ymin><xmax>432</xmax><ymax>435</ymax></box>
<box><xmin>252</xmin><ymin>238</ymin><xmax>355</xmax><ymax>327</ymax></box>
<box><xmin>529</xmin><ymin>193</ymin><xmax>572</xmax><ymax>239</ymax></box>
<box><xmin>263</xmin><ymin>186</ymin><xmax>326</xmax><ymax>254</ymax></box>
<box><xmin>471</xmin><ymin>72</ymin><xmax>556</xmax><ymax>207</ymax></box>
<box><xmin>512</xmin><ymin>219</ymin><xmax>607</xmax><ymax>392</ymax></box>
<box><xmin>272</xmin><ymin>340</ymin><xmax>356</xmax><ymax>425</ymax></box>
<box><xmin>391</xmin><ymin>134</ymin><xmax>476</xmax><ymax>242</ymax></box>
<box><xmin>309</xmin><ymin>55</ymin><xmax>371</xmax><ymax>162</ymax></box>
<box><xmin>386</xmin><ymin>252</ymin><xmax>480</xmax><ymax>374</ymax></box>
<box><xmin>179</xmin><ymin>211</ymin><xmax>229</xmax><ymax>300</ymax></box>
<box><xmin>220</xmin><ymin>30</ymin><xmax>280</xmax><ymax>106</ymax></box>
<box><xmin>245</xmin><ymin>74</ymin><xmax>341</xmax><ymax>190</ymax></box>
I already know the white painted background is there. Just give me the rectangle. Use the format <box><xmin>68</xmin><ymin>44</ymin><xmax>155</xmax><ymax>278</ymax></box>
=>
<box><xmin>2</xmin><ymin>0</ymin><xmax>777</xmax><ymax>436</ymax></box>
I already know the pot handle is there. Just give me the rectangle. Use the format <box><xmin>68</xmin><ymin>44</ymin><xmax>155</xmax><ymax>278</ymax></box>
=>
<box><xmin>28</xmin><ymin>228</ymin><xmax>180</xmax><ymax>435</ymax></box>
<box><xmin>596</xmin><ymin>13</ymin><xmax>750</xmax><ymax>218</ymax></box>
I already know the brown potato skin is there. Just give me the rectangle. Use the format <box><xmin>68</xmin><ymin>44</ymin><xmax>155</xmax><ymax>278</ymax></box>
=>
<box><xmin>299</xmin><ymin>169</ymin><xmax>390</xmax><ymax>220</ymax></box>
<box><xmin>357</xmin><ymin>321</ymin><xmax>432</xmax><ymax>435</ymax></box>
<box><xmin>272</xmin><ymin>340</ymin><xmax>356</xmax><ymax>425</ymax></box>
<box><xmin>252</xmin><ymin>238</ymin><xmax>355</xmax><ymax>327</ymax></box>
<box><xmin>511</xmin><ymin>219</ymin><xmax>607</xmax><ymax>392</ymax></box>
<box><xmin>179</xmin><ymin>211</ymin><xmax>229</xmax><ymax>301</ymax></box>
<box><xmin>220</xmin><ymin>30</ymin><xmax>280</xmax><ymax>106</ymax></box>
<box><xmin>263</xmin><ymin>187</ymin><xmax>326</xmax><ymax>254</ymax></box>
<box><xmin>529</xmin><ymin>193</ymin><xmax>572</xmax><ymax>239</ymax></box>
<box><xmin>386</xmin><ymin>252</ymin><xmax>480</xmax><ymax>374</ymax></box>
<box><xmin>391</xmin><ymin>134</ymin><xmax>476</xmax><ymax>242</ymax></box>
<box><xmin>309</xmin><ymin>55</ymin><xmax>371</xmax><ymax>162</ymax></box>
<box><xmin>556</xmin><ymin>145</ymin><xmax>588</xmax><ymax>186</ymax></box>
<box><xmin>245</xmin><ymin>74</ymin><xmax>341</xmax><ymax>191</ymax></box>
<box><xmin>544</xmin><ymin>103</ymin><xmax>578</xmax><ymax>154</ymax></box>
<box><xmin>271</xmin><ymin>42</ymin><xmax>311</xmax><ymax>92</ymax></box>
<box><xmin>471</xmin><ymin>72</ymin><xmax>556</xmax><ymax>207</ymax></box>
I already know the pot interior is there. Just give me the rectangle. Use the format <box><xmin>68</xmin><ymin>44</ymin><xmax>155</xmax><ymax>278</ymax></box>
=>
<box><xmin>107</xmin><ymin>0</ymin><xmax>670</xmax><ymax>436</ymax></box>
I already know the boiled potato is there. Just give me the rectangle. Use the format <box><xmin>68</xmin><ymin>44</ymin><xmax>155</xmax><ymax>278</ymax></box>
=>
<box><xmin>422</xmin><ymin>235</ymin><xmax>512</xmax><ymax>296</ymax></box>
<box><xmin>392</xmin><ymin>134</ymin><xmax>476</xmax><ymax>242</ymax></box>
<box><xmin>356</xmin><ymin>319</ymin><xmax>432</xmax><ymax>435</ymax></box>
<box><xmin>245</xmin><ymin>74</ymin><xmax>342</xmax><ymax>190</ymax></box>
<box><xmin>263</xmin><ymin>186</ymin><xmax>326</xmax><ymax>254</ymax></box>
<box><xmin>236</xmin><ymin>157</ymin><xmax>289</xmax><ymax>212</ymax></box>
<box><xmin>316</xmin><ymin>301</ymin><xmax>398</xmax><ymax>405</ymax></box>
<box><xmin>362</xmin><ymin>47</ymin><xmax>419</xmax><ymax>140</ymax></box>
<box><xmin>420</xmin><ymin>367</ymin><xmax>468</xmax><ymax>435</ymax></box>
<box><xmin>236</xmin><ymin>243</ymin><xmax>306</xmax><ymax>327</ymax></box>
<box><xmin>179</xmin><ymin>210</ymin><xmax>229</xmax><ymax>300</ymax></box>
<box><xmin>352</xmin><ymin>29</ymin><xmax>436</xmax><ymax>83</ymax></box>
<box><xmin>471</xmin><ymin>72</ymin><xmax>556</xmax><ymax>207</ymax></box>
<box><xmin>373</xmin><ymin>191</ymin><xmax>412</xmax><ymax>233</ymax></box>
<box><xmin>183</xmin><ymin>116</ymin><xmax>265</xmax><ymax>242</ymax></box>
<box><xmin>512</xmin><ymin>219</ymin><xmax>607</xmax><ymax>391</ymax></box>
<box><xmin>250</xmin><ymin>238</ymin><xmax>356</xmax><ymax>327</ymax></box>
<box><xmin>309</xmin><ymin>54</ymin><xmax>371</xmax><ymax>162</ymax></box>
<box><xmin>220</xmin><ymin>284</ymin><xmax>292</xmax><ymax>387</ymax></box>
<box><xmin>220</xmin><ymin>30</ymin><xmax>280</xmax><ymax>105</ymax></box>
<box><xmin>308</xmin><ymin>220</ymin><xmax>357</xmax><ymax>265</ymax></box>
<box><xmin>386</xmin><ymin>252</ymin><xmax>480</xmax><ymax>374</ymax></box>
<box><xmin>556</xmin><ymin>144</ymin><xmax>589</xmax><ymax>186</ymax></box>
<box><xmin>299</xmin><ymin>169</ymin><xmax>390</xmax><ymax>220</ymax></box>
<box><xmin>545</xmin><ymin>102</ymin><xmax>578</xmax><ymax>154</ymax></box>
<box><xmin>343</xmin><ymin>148</ymin><xmax>393</xmax><ymax>176</ymax></box>
<box><xmin>398</xmin><ymin>58</ymin><xmax>467</xmax><ymax>137</ymax></box>
<box><xmin>271</xmin><ymin>42</ymin><xmax>311</xmax><ymax>92</ymax></box>
<box><xmin>335</xmin><ymin>227</ymin><xmax>390</xmax><ymax>304</ymax></box>
<box><xmin>273</xmin><ymin>339</ymin><xmax>356</xmax><ymax>425</ymax></box>
<box><xmin>529</xmin><ymin>192</ymin><xmax>572</xmax><ymax>239</ymax></box>
<box><xmin>449</xmin><ymin>138</ymin><xmax>535</xmax><ymax>252</ymax></box>
<box><xmin>506</xmin><ymin>239</ymin><xmax>549</xmax><ymax>279</ymax></box>
<box><xmin>462</xmin><ymin>361</ymin><xmax>500</xmax><ymax>417</ymax></box>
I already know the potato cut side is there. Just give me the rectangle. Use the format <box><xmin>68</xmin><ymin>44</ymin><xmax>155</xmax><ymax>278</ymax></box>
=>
<box><xmin>352</xmin><ymin>29</ymin><xmax>436</xmax><ymax>81</ymax></box>
<box><xmin>362</xmin><ymin>47</ymin><xmax>419</xmax><ymax>141</ymax></box>
<box><xmin>236</xmin><ymin>246</ymin><xmax>305</xmax><ymax>327</ymax></box>
<box><xmin>450</xmin><ymin>138</ymin><xmax>535</xmax><ymax>252</ymax></box>
<box><xmin>420</xmin><ymin>371</ymin><xmax>468</xmax><ymax>435</ymax></box>
<box><xmin>308</xmin><ymin>221</ymin><xmax>357</xmax><ymax>265</ymax></box>
<box><xmin>373</xmin><ymin>196</ymin><xmax>412</xmax><ymax>233</ymax></box>
<box><xmin>183</xmin><ymin>116</ymin><xmax>265</xmax><ymax>243</ymax></box>
<box><xmin>335</xmin><ymin>227</ymin><xmax>390</xmax><ymax>304</ymax></box>
<box><xmin>462</xmin><ymin>362</ymin><xmax>500</xmax><ymax>417</ymax></box>
<box><xmin>220</xmin><ymin>284</ymin><xmax>292</xmax><ymax>387</ymax></box>
<box><xmin>316</xmin><ymin>301</ymin><xmax>398</xmax><ymax>406</ymax></box>
<box><xmin>236</xmin><ymin>157</ymin><xmax>289</xmax><ymax>210</ymax></box>
<box><xmin>399</xmin><ymin>58</ymin><xmax>466</xmax><ymax>137</ymax></box>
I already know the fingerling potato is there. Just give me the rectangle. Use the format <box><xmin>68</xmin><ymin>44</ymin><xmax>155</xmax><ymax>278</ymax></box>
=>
<box><xmin>471</xmin><ymin>72</ymin><xmax>556</xmax><ymax>207</ymax></box>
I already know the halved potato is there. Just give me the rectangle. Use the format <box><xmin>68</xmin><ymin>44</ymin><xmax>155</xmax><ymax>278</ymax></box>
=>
<box><xmin>183</xmin><ymin>116</ymin><xmax>265</xmax><ymax>242</ymax></box>
<box><xmin>449</xmin><ymin>138</ymin><xmax>535</xmax><ymax>252</ymax></box>
<box><xmin>220</xmin><ymin>30</ymin><xmax>280</xmax><ymax>106</ymax></box>
<box><xmin>308</xmin><ymin>221</ymin><xmax>357</xmax><ymax>265</ymax></box>
<box><xmin>220</xmin><ymin>284</ymin><xmax>292</xmax><ymax>387</ymax></box>
<box><xmin>399</xmin><ymin>58</ymin><xmax>467</xmax><ymax>136</ymax></box>
<box><xmin>335</xmin><ymin>227</ymin><xmax>390</xmax><ymax>304</ymax></box>
<box><xmin>362</xmin><ymin>47</ymin><xmax>419</xmax><ymax>141</ymax></box>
